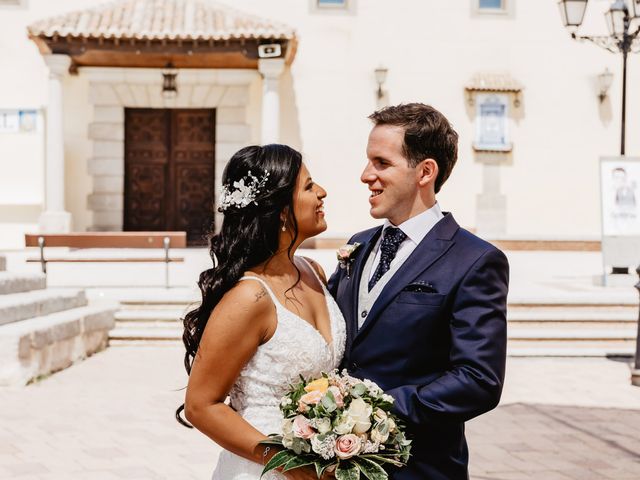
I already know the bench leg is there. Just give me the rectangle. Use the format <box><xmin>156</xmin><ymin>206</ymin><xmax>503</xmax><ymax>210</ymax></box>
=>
<box><xmin>38</xmin><ymin>236</ymin><xmax>48</xmax><ymax>286</ymax></box>
<box><xmin>164</xmin><ymin>236</ymin><xmax>170</xmax><ymax>289</ymax></box>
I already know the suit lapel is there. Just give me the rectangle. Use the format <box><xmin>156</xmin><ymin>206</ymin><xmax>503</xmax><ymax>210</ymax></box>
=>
<box><xmin>354</xmin><ymin>213</ymin><xmax>459</xmax><ymax>342</ymax></box>
<box><xmin>344</xmin><ymin>227</ymin><xmax>382</xmax><ymax>348</ymax></box>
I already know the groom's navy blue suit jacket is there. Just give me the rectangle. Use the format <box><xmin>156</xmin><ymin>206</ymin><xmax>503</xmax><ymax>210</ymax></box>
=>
<box><xmin>328</xmin><ymin>213</ymin><xmax>509</xmax><ymax>480</ymax></box>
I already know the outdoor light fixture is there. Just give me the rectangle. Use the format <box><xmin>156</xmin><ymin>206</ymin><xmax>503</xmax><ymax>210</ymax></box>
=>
<box><xmin>374</xmin><ymin>66</ymin><xmax>388</xmax><ymax>100</ymax></box>
<box><xmin>605</xmin><ymin>0</ymin><xmax>628</xmax><ymax>36</ymax></box>
<box><xmin>557</xmin><ymin>0</ymin><xmax>588</xmax><ymax>30</ymax></box>
<box><xmin>558</xmin><ymin>0</ymin><xmax>640</xmax><ymax>155</ymax></box>
<box><xmin>597</xmin><ymin>68</ymin><xmax>614</xmax><ymax>102</ymax></box>
<box><xmin>162</xmin><ymin>62</ymin><xmax>178</xmax><ymax>99</ymax></box>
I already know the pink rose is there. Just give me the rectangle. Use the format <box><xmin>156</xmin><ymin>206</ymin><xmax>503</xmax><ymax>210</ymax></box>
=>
<box><xmin>298</xmin><ymin>390</ymin><xmax>324</xmax><ymax>412</ymax></box>
<box><xmin>328</xmin><ymin>386</ymin><xmax>344</xmax><ymax>408</ymax></box>
<box><xmin>335</xmin><ymin>434</ymin><xmax>362</xmax><ymax>459</ymax></box>
<box><xmin>292</xmin><ymin>415</ymin><xmax>315</xmax><ymax>439</ymax></box>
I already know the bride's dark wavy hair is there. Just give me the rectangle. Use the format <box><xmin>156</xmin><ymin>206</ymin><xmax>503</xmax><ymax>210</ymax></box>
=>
<box><xmin>176</xmin><ymin>144</ymin><xmax>302</xmax><ymax>427</ymax></box>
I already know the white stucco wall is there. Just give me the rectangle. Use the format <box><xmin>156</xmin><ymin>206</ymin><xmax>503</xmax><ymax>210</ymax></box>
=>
<box><xmin>0</xmin><ymin>0</ymin><xmax>638</xmax><ymax>249</ymax></box>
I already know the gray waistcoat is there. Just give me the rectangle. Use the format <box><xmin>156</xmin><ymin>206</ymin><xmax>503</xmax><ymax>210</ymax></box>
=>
<box><xmin>356</xmin><ymin>245</ymin><xmax>410</xmax><ymax>329</ymax></box>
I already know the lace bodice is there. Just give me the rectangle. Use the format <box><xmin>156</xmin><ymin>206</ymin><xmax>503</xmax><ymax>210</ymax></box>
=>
<box><xmin>212</xmin><ymin>258</ymin><xmax>346</xmax><ymax>480</ymax></box>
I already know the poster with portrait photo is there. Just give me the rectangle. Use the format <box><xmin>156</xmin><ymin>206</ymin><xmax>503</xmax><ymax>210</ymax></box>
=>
<box><xmin>600</xmin><ymin>157</ymin><xmax>640</xmax><ymax>236</ymax></box>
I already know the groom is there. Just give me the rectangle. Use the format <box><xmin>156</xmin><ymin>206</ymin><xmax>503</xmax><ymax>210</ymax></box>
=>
<box><xmin>328</xmin><ymin>103</ymin><xmax>509</xmax><ymax>480</ymax></box>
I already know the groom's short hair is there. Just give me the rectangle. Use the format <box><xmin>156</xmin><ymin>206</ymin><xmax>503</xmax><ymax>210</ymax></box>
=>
<box><xmin>369</xmin><ymin>103</ymin><xmax>458</xmax><ymax>194</ymax></box>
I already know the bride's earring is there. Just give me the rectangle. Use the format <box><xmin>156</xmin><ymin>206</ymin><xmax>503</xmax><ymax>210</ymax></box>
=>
<box><xmin>281</xmin><ymin>219</ymin><xmax>287</xmax><ymax>232</ymax></box>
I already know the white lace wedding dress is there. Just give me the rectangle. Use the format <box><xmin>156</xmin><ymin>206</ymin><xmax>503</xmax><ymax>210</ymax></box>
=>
<box><xmin>211</xmin><ymin>258</ymin><xmax>346</xmax><ymax>480</ymax></box>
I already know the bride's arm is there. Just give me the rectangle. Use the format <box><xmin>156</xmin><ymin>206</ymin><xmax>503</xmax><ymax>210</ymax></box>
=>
<box><xmin>185</xmin><ymin>281</ymin><xmax>328</xmax><ymax>479</ymax></box>
<box><xmin>184</xmin><ymin>280</ymin><xmax>277</xmax><ymax>465</ymax></box>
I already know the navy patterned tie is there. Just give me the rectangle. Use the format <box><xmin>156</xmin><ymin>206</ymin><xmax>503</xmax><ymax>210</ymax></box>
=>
<box><xmin>368</xmin><ymin>226</ymin><xmax>407</xmax><ymax>291</ymax></box>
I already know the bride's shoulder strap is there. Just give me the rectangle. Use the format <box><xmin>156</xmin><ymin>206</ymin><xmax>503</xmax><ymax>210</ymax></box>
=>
<box><xmin>238</xmin><ymin>275</ymin><xmax>279</xmax><ymax>306</ymax></box>
<box><xmin>299</xmin><ymin>256</ymin><xmax>327</xmax><ymax>287</ymax></box>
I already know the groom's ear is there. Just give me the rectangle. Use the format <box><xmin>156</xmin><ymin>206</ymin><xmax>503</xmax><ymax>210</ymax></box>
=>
<box><xmin>417</xmin><ymin>158</ymin><xmax>438</xmax><ymax>188</ymax></box>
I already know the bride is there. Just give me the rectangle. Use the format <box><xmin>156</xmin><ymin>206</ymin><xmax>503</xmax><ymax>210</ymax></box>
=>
<box><xmin>176</xmin><ymin>144</ymin><xmax>346</xmax><ymax>479</ymax></box>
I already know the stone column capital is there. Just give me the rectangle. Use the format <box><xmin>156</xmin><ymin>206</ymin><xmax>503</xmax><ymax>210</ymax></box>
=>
<box><xmin>43</xmin><ymin>54</ymin><xmax>72</xmax><ymax>78</ymax></box>
<box><xmin>258</xmin><ymin>58</ymin><xmax>286</xmax><ymax>79</ymax></box>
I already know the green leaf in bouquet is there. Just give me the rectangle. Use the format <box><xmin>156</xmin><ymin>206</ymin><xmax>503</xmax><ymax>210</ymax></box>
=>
<box><xmin>321</xmin><ymin>390</ymin><xmax>337</xmax><ymax>413</ymax></box>
<box><xmin>282</xmin><ymin>455</ymin><xmax>315</xmax><ymax>472</ymax></box>
<box><xmin>259</xmin><ymin>435</ymin><xmax>284</xmax><ymax>446</ymax></box>
<box><xmin>261</xmin><ymin>450</ymin><xmax>295</xmax><ymax>477</ymax></box>
<box><xmin>360</xmin><ymin>454</ymin><xmax>404</xmax><ymax>467</ymax></box>
<box><xmin>315</xmin><ymin>459</ymin><xmax>335</xmax><ymax>478</ymax></box>
<box><xmin>351</xmin><ymin>383</ymin><xmax>367</xmax><ymax>397</ymax></box>
<box><xmin>353</xmin><ymin>457</ymin><xmax>389</xmax><ymax>480</ymax></box>
<box><xmin>336</xmin><ymin>461</ymin><xmax>360</xmax><ymax>480</ymax></box>
<box><xmin>291</xmin><ymin>437</ymin><xmax>311</xmax><ymax>455</ymax></box>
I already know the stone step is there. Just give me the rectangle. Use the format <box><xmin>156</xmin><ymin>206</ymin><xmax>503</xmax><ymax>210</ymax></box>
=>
<box><xmin>109</xmin><ymin>326</ymin><xmax>182</xmax><ymax>341</ymax></box>
<box><xmin>507</xmin><ymin>346</ymin><xmax>636</xmax><ymax>357</ymax></box>
<box><xmin>509</xmin><ymin>328</ymin><xmax>637</xmax><ymax>340</ymax></box>
<box><xmin>508</xmin><ymin>310</ymin><xmax>637</xmax><ymax>323</ymax></box>
<box><xmin>114</xmin><ymin>309</ymin><xmax>187</xmax><ymax>322</ymax></box>
<box><xmin>0</xmin><ymin>303</ymin><xmax>117</xmax><ymax>386</ymax></box>
<box><xmin>0</xmin><ymin>255</ymin><xmax>6</xmax><ymax>272</ymax></box>
<box><xmin>0</xmin><ymin>289</ymin><xmax>88</xmax><ymax>327</ymax></box>
<box><xmin>0</xmin><ymin>272</ymin><xmax>46</xmax><ymax>295</ymax></box>
<box><xmin>109</xmin><ymin>339</ymin><xmax>182</xmax><ymax>347</ymax></box>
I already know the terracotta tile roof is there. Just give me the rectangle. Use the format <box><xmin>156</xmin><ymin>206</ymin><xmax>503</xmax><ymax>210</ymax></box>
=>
<box><xmin>27</xmin><ymin>0</ymin><xmax>296</xmax><ymax>41</ymax></box>
<box><xmin>465</xmin><ymin>73</ymin><xmax>523</xmax><ymax>92</ymax></box>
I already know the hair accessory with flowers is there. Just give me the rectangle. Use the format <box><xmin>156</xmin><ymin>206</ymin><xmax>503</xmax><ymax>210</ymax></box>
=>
<box><xmin>336</xmin><ymin>242</ymin><xmax>362</xmax><ymax>277</ymax></box>
<box><xmin>218</xmin><ymin>169</ymin><xmax>270</xmax><ymax>212</ymax></box>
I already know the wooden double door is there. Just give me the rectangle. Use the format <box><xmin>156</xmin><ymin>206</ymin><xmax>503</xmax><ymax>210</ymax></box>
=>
<box><xmin>124</xmin><ymin>108</ymin><xmax>215</xmax><ymax>246</ymax></box>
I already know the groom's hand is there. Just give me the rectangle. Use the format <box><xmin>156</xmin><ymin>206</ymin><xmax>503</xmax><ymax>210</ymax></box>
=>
<box><xmin>284</xmin><ymin>466</ymin><xmax>333</xmax><ymax>479</ymax></box>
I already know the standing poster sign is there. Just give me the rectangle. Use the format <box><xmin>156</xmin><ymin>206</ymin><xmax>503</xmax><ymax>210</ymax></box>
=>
<box><xmin>600</xmin><ymin>156</ymin><xmax>640</xmax><ymax>279</ymax></box>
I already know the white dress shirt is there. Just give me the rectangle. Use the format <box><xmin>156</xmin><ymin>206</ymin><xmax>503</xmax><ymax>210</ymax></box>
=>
<box><xmin>368</xmin><ymin>203</ymin><xmax>444</xmax><ymax>281</ymax></box>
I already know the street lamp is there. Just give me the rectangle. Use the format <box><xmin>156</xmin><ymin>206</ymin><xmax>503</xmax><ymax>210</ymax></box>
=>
<box><xmin>558</xmin><ymin>0</ymin><xmax>640</xmax><ymax>155</ymax></box>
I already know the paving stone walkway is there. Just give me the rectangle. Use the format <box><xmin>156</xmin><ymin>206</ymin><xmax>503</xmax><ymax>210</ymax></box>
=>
<box><xmin>1</xmin><ymin>347</ymin><xmax>639</xmax><ymax>479</ymax></box>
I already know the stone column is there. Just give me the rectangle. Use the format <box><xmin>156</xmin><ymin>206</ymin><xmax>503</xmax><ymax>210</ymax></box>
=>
<box><xmin>39</xmin><ymin>54</ymin><xmax>72</xmax><ymax>232</ymax></box>
<box><xmin>258</xmin><ymin>59</ymin><xmax>285</xmax><ymax>145</ymax></box>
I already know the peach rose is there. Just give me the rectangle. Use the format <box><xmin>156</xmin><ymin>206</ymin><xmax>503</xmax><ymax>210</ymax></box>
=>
<box><xmin>298</xmin><ymin>390</ymin><xmax>324</xmax><ymax>412</ymax></box>
<box><xmin>305</xmin><ymin>377</ymin><xmax>329</xmax><ymax>394</ymax></box>
<box><xmin>334</xmin><ymin>434</ymin><xmax>362</xmax><ymax>459</ymax></box>
<box><xmin>292</xmin><ymin>415</ymin><xmax>315</xmax><ymax>439</ymax></box>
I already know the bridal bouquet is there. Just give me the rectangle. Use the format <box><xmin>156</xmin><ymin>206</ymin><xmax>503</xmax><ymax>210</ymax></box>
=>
<box><xmin>260</xmin><ymin>370</ymin><xmax>411</xmax><ymax>480</ymax></box>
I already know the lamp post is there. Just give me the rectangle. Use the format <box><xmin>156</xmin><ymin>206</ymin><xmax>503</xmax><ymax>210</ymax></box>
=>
<box><xmin>558</xmin><ymin>0</ymin><xmax>640</xmax><ymax>155</ymax></box>
<box><xmin>634</xmin><ymin>266</ymin><xmax>640</xmax><ymax>386</ymax></box>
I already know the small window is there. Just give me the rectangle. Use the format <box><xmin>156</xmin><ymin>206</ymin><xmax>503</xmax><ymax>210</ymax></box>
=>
<box><xmin>472</xmin><ymin>0</ymin><xmax>512</xmax><ymax>17</ymax></box>
<box><xmin>479</xmin><ymin>0</ymin><xmax>504</xmax><ymax>9</ymax></box>
<box><xmin>318</xmin><ymin>0</ymin><xmax>347</xmax><ymax>7</ymax></box>
<box><xmin>474</xmin><ymin>94</ymin><xmax>511</xmax><ymax>152</ymax></box>
<box><xmin>310</xmin><ymin>0</ymin><xmax>355</xmax><ymax>14</ymax></box>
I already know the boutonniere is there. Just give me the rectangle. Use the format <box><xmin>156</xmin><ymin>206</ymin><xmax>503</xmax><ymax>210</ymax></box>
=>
<box><xmin>336</xmin><ymin>242</ymin><xmax>362</xmax><ymax>277</ymax></box>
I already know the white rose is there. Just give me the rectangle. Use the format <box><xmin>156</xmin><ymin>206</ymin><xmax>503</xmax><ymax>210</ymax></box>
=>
<box><xmin>388</xmin><ymin>417</ymin><xmax>397</xmax><ymax>433</ymax></box>
<box><xmin>373</xmin><ymin>408</ymin><xmax>388</xmax><ymax>423</ymax></box>
<box><xmin>346</xmin><ymin>398</ymin><xmax>372</xmax><ymax>434</ymax></box>
<box><xmin>370</xmin><ymin>421</ymin><xmax>390</xmax><ymax>444</ymax></box>
<box><xmin>313</xmin><ymin>417</ymin><xmax>332</xmax><ymax>434</ymax></box>
<box><xmin>334</xmin><ymin>414</ymin><xmax>356</xmax><ymax>435</ymax></box>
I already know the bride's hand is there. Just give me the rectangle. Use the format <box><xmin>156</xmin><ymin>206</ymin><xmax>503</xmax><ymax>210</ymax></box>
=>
<box><xmin>284</xmin><ymin>466</ymin><xmax>333</xmax><ymax>479</ymax></box>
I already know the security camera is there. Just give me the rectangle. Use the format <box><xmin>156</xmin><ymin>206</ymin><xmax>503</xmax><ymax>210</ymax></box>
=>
<box><xmin>258</xmin><ymin>44</ymin><xmax>282</xmax><ymax>58</ymax></box>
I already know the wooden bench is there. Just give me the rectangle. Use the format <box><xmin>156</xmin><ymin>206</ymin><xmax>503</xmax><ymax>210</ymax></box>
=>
<box><xmin>25</xmin><ymin>232</ymin><xmax>187</xmax><ymax>288</ymax></box>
